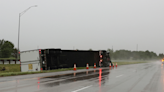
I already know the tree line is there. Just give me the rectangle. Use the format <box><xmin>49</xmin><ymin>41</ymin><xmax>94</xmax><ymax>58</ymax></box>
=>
<box><xmin>0</xmin><ymin>39</ymin><xmax>18</xmax><ymax>58</ymax></box>
<box><xmin>107</xmin><ymin>49</ymin><xmax>164</xmax><ymax>60</ymax></box>
<box><xmin>1</xmin><ymin>39</ymin><xmax>164</xmax><ymax>60</ymax></box>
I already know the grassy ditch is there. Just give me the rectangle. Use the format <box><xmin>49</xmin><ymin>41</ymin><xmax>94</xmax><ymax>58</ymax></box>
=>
<box><xmin>0</xmin><ymin>66</ymin><xmax>93</xmax><ymax>77</ymax></box>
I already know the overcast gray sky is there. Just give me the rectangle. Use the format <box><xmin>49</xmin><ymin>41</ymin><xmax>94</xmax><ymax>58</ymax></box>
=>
<box><xmin>0</xmin><ymin>0</ymin><xmax>164</xmax><ymax>54</ymax></box>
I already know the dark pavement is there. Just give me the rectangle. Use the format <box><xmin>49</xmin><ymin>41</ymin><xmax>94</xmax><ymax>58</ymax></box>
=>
<box><xmin>0</xmin><ymin>61</ymin><xmax>163</xmax><ymax>92</ymax></box>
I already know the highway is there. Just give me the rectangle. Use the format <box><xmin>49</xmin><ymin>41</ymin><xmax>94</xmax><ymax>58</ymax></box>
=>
<box><xmin>0</xmin><ymin>61</ymin><xmax>163</xmax><ymax>92</ymax></box>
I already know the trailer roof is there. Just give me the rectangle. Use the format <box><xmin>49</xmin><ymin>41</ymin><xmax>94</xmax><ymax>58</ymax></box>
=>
<box><xmin>20</xmin><ymin>49</ymin><xmax>39</xmax><ymax>53</ymax></box>
<box><xmin>20</xmin><ymin>48</ymin><xmax>106</xmax><ymax>53</ymax></box>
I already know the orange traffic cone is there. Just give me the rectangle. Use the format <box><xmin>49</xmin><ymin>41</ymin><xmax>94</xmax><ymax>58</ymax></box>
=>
<box><xmin>116</xmin><ymin>63</ymin><xmax>117</xmax><ymax>67</ymax></box>
<box><xmin>86</xmin><ymin>63</ymin><xmax>89</xmax><ymax>69</ymax></box>
<box><xmin>113</xmin><ymin>63</ymin><xmax>114</xmax><ymax>67</ymax></box>
<box><xmin>109</xmin><ymin>63</ymin><xmax>111</xmax><ymax>67</ymax></box>
<box><xmin>94</xmin><ymin>63</ymin><xmax>96</xmax><ymax>68</ymax></box>
<box><xmin>74</xmin><ymin>64</ymin><xmax>76</xmax><ymax>70</ymax></box>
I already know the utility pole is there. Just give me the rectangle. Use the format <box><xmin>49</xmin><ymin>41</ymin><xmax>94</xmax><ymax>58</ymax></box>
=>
<box><xmin>17</xmin><ymin>5</ymin><xmax>37</xmax><ymax>61</ymax></box>
<box><xmin>112</xmin><ymin>45</ymin><xmax>113</xmax><ymax>51</ymax></box>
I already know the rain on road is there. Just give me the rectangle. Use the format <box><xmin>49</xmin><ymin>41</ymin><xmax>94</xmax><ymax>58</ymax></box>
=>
<box><xmin>0</xmin><ymin>61</ymin><xmax>163</xmax><ymax>92</ymax></box>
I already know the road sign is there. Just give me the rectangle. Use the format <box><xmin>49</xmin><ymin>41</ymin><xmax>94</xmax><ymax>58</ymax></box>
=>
<box><xmin>28</xmin><ymin>64</ymin><xmax>33</xmax><ymax>70</ymax></box>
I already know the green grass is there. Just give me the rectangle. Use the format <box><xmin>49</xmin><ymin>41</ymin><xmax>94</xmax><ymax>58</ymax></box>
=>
<box><xmin>0</xmin><ymin>66</ymin><xmax>93</xmax><ymax>77</ymax></box>
<box><xmin>0</xmin><ymin>64</ymin><xmax>20</xmax><ymax>73</ymax></box>
<box><xmin>112</xmin><ymin>60</ymin><xmax>150</xmax><ymax>65</ymax></box>
<box><xmin>0</xmin><ymin>57</ymin><xmax>18</xmax><ymax>60</ymax></box>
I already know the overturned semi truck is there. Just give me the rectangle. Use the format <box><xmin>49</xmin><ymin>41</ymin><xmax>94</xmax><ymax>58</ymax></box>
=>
<box><xmin>20</xmin><ymin>49</ymin><xmax>112</xmax><ymax>72</ymax></box>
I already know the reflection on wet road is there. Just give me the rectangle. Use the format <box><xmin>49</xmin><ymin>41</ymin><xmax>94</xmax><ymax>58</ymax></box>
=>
<box><xmin>43</xmin><ymin>70</ymin><xmax>109</xmax><ymax>88</ymax></box>
<box><xmin>0</xmin><ymin>61</ymin><xmax>164</xmax><ymax>92</ymax></box>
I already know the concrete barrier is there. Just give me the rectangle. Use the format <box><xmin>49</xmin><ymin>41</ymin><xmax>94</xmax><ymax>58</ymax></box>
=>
<box><xmin>4</xmin><ymin>61</ymin><xmax>9</xmax><ymax>64</ymax></box>
<box><xmin>0</xmin><ymin>60</ymin><xmax>20</xmax><ymax>64</ymax></box>
<box><xmin>0</xmin><ymin>61</ymin><xmax>3</xmax><ymax>64</ymax></box>
<box><xmin>10</xmin><ymin>61</ymin><xmax>16</xmax><ymax>64</ymax></box>
<box><xmin>16</xmin><ymin>61</ymin><xmax>20</xmax><ymax>64</ymax></box>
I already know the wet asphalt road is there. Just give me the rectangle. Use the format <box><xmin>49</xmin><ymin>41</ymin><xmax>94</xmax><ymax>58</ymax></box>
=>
<box><xmin>0</xmin><ymin>61</ymin><xmax>163</xmax><ymax>92</ymax></box>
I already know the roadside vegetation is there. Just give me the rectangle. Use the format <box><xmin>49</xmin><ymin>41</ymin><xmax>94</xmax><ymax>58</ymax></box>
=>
<box><xmin>0</xmin><ymin>39</ymin><xmax>19</xmax><ymax>59</ymax></box>
<box><xmin>107</xmin><ymin>49</ymin><xmax>164</xmax><ymax>60</ymax></box>
<box><xmin>112</xmin><ymin>60</ymin><xmax>150</xmax><ymax>65</ymax></box>
<box><xmin>0</xmin><ymin>64</ymin><xmax>20</xmax><ymax>72</ymax></box>
<box><xmin>0</xmin><ymin>58</ymin><xmax>17</xmax><ymax>60</ymax></box>
<box><xmin>0</xmin><ymin>60</ymin><xmax>152</xmax><ymax>77</ymax></box>
<box><xmin>0</xmin><ymin>67</ymin><xmax>93</xmax><ymax>77</ymax></box>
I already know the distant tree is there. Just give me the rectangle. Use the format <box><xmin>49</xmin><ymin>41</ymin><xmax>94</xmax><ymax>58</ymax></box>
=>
<box><xmin>110</xmin><ymin>49</ymin><xmax>159</xmax><ymax>60</ymax></box>
<box><xmin>89</xmin><ymin>49</ymin><xmax>92</xmax><ymax>51</ymax></box>
<box><xmin>0</xmin><ymin>39</ymin><xmax>5</xmax><ymax>57</ymax></box>
<box><xmin>159</xmin><ymin>53</ymin><xmax>164</xmax><ymax>58</ymax></box>
<box><xmin>0</xmin><ymin>39</ymin><xmax>5</xmax><ymax>48</ymax></box>
<box><xmin>107</xmin><ymin>48</ymin><xmax>114</xmax><ymax>58</ymax></box>
<box><xmin>0</xmin><ymin>40</ymin><xmax>14</xmax><ymax>58</ymax></box>
<box><xmin>12</xmin><ymin>48</ymin><xmax>19</xmax><ymax>58</ymax></box>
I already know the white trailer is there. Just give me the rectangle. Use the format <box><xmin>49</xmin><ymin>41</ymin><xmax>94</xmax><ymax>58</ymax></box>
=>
<box><xmin>20</xmin><ymin>50</ymin><xmax>41</xmax><ymax>72</ymax></box>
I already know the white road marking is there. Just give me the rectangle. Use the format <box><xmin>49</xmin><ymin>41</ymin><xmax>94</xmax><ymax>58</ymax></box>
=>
<box><xmin>116</xmin><ymin>74</ymin><xmax>123</xmax><ymax>78</ymax></box>
<box><xmin>72</xmin><ymin>85</ymin><xmax>93</xmax><ymax>92</ymax></box>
